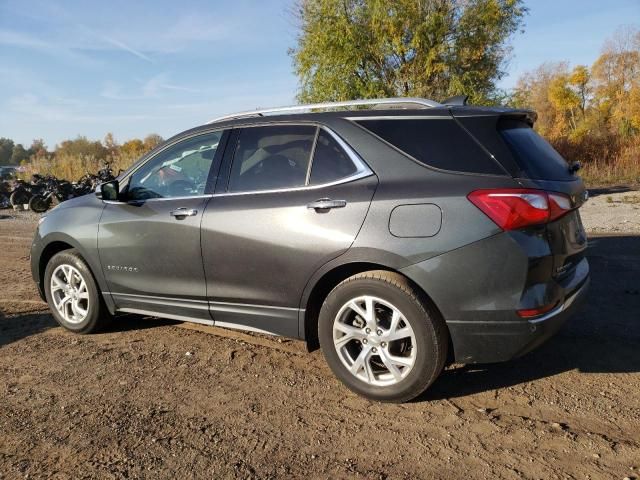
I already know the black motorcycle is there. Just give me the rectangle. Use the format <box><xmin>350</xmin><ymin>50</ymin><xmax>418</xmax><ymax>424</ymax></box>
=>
<box><xmin>9</xmin><ymin>175</ymin><xmax>46</xmax><ymax>208</ymax></box>
<box><xmin>0</xmin><ymin>181</ymin><xmax>11</xmax><ymax>209</ymax></box>
<box><xmin>28</xmin><ymin>176</ymin><xmax>75</xmax><ymax>213</ymax></box>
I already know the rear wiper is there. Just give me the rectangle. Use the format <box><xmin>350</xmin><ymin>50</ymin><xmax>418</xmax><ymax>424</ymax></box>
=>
<box><xmin>568</xmin><ymin>161</ymin><xmax>581</xmax><ymax>174</ymax></box>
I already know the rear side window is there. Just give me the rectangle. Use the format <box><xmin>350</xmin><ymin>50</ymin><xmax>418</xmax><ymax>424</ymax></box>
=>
<box><xmin>355</xmin><ymin>118</ymin><xmax>504</xmax><ymax>175</ymax></box>
<box><xmin>309</xmin><ymin>130</ymin><xmax>358</xmax><ymax>185</ymax></box>
<box><xmin>498</xmin><ymin>120</ymin><xmax>573</xmax><ymax>181</ymax></box>
<box><xmin>228</xmin><ymin>125</ymin><xmax>316</xmax><ymax>192</ymax></box>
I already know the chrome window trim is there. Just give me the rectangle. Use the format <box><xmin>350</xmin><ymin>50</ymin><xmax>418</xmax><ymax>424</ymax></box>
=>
<box><xmin>216</xmin><ymin>125</ymin><xmax>373</xmax><ymax>197</ymax></box>
<box><xmin>210</xmin><ymin>170</ymin><xmax>373</xmax><ymax>198</ymax></box>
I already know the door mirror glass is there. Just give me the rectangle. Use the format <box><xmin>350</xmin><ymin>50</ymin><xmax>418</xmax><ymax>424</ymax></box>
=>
<box><xmin>97</xmin><ymin>180</ymin><xmax>120</xmax><ymax>201</ymax></box>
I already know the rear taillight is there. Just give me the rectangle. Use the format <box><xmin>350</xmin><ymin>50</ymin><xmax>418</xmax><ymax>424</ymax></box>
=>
<box><xmin>517</xmin><ymin>302</ymin><xmax>558</xmax><ymax>318</ymax></box>
<box><xmin>467</xmin><ymin>189</ymin><xmax>572</xmax><ymax>230</ymax></box>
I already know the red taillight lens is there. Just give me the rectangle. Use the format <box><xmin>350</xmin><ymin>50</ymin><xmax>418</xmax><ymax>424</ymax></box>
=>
<box><xmin>468</xmin><ymin>189</ymin><xmax>572</xmax><ymax>230</ymax></box>
<box><xmin>548</xmin><ymin>193</ymin><xmax>572</xmax><ymax>221</ymax></box>
<box><xmin>517</xmin><ymin>302</ymin><xmax>558</xmax><ymax>318</ymax></box>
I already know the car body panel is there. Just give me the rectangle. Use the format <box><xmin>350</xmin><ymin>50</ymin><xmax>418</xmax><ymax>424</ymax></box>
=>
<box><xmin>201</xmin><ymin>174</ymin><xmax>379</xmax><ymax>337</ymax></box>
<box><xmin>30</xmin><ymin>103</ymin><xmax>590</xmax><ymax>365</ymax></box>
<box><xmin>97</xmin><ymin>196</ymin><xmax>213</xmax><ymax>322</ymax></box>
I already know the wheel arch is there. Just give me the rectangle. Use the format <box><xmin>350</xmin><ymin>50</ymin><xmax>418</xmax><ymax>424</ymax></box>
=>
<box><xmin>301</xmin><ymin>260</ymin><xmax>452</xmax><ymax>360</ymax></box>
<box><xmin>35</xmin><ymin>234</ymin><xmax>115</xmax><ymax>314</ymax></box>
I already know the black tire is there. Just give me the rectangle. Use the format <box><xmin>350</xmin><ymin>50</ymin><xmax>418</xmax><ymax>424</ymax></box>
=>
<box><xmin>44</xmin><ymin>249</ymin><xmax>111</xmax><ymax>334</ymax></box>
<box><xmin>29</xmin><ymin>195</ymin><xmax>51</xmax><ymax>213</ymax></box>
<box><xmin>10</xmin><ymin>190</ymin><xmax>30</xmax><ymax>208</ymax></box>
<box><xmin>318</xmin><ymin>270</ymin><xmax>448</xmax><ymax>403</ymax></box>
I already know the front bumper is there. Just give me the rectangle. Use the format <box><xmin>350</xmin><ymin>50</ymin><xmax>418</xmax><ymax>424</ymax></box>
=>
<box><xmin>446</xmin><ymin>274</ymin><xmax>590</xmax><ymax>363</ymax></box>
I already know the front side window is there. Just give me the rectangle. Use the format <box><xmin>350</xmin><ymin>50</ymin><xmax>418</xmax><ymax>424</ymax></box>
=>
<box><xmin>228</xmin><ymin>125</ymin><xmax>316</xmax><ymax>193</ymax></box>
<box><xmin>127</xmin><ymin>132</ymin><xmax>223</xmax><ymax>200</ymax></box>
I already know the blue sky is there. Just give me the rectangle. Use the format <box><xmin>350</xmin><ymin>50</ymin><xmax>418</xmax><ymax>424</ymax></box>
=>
<box><xmin>0</xmin><ymin>0</ymin><xmax>638</xmax><ymax>147</ymax></box>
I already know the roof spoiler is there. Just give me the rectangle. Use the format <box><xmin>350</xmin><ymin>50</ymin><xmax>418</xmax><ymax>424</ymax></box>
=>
<box><xmin>442</xmin><ymin>95</ymin><xmax>469</xmax><ymax>106</ymax></box>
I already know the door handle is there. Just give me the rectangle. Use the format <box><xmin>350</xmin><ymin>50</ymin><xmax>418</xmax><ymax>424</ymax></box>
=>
<box><xmin>170</xmin><ymin>208</ymin><xmax>198</xmax><ymax>218</ymax></box>
<box><xmin>307</xmin><ymin>198</ymin><xmax>347</xmax><ymax>211</ymax></box>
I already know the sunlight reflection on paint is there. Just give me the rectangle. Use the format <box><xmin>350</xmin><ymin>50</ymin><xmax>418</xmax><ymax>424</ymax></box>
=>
<box><xmin>281</xmin><ymin>208</ymin><xmax>353</xmax><ymax>244</ymax></box>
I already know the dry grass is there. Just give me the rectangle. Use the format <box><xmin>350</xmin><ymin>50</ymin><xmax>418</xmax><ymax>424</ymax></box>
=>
<box><xmin>20</xmin><ymin>153</ymin><xmax>139</xmax><ymax>182</ymax></box>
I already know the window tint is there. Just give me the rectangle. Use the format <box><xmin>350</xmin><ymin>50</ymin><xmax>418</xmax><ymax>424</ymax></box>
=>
<box><xmin>128</xmin><ymin>132</ymin><xmax>222</xmax><ymax>200</ymax></box>
<box><xmin>228</xmin><ymin>125</ymin><xmax>316</xmax><ymax>192</ymax></box>
<box><xmin>355</xmin><ymin>118</ymin><xmax>504</xmax><ymax>175</ymax></box>
<box><xmin>309</xmin><ymin>130</ymin><xmax>358</xmax><ymax>185</ymax></box>
<box><xmin>498</xmin><ymin>120</ymin><xmax>573</xmax><ymax>180</ymax></box>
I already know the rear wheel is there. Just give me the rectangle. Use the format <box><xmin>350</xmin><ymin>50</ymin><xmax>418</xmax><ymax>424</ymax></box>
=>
<box><xmin>318</xmin><ymin>271</ymin><xmax>448</xmax><ymax>403</ymax></box>
<box><xmin>29</xmin><ymin>195</ymin><xmax>51</xmax><ymax>213</ymax></box>
<box><xmin>44</xmin><ymin>250</ymin><xmax>111</xmax><ymax>333</ymax></box>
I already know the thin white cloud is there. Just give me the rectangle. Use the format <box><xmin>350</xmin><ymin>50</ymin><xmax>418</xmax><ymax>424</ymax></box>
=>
<box><xmin>100</xmin><ymin>34</ymin><xmax>154</xmax><ymax>63</ymax></box>
<box><xmin>0</xmin><ymin>28</ymin><xmax>100</xmax><ymax>67</ymax></box>
<box><xmin>100</xmin><ymin>74</ymin><xmax>200</xmax><ymax>100</ymax></box>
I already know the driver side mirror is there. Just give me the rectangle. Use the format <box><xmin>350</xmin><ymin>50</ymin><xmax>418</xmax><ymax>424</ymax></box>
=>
<box><xmin>96</xmin><ymin>180</ymin><xmax>120</xmax><ymax>201</ymax></box>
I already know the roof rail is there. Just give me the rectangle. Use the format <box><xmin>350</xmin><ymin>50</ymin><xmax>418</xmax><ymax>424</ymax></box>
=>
<box><xmin>207</xmin><ymin>97</ymin><xmax>443</xmax><ymax>124</ymax></box>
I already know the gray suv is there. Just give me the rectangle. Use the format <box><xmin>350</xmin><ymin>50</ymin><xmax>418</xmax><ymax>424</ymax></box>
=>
<box><xmin>31</xmin><ymin>97</ymin><xmax>590</xmax><ymax>402</ymax></box>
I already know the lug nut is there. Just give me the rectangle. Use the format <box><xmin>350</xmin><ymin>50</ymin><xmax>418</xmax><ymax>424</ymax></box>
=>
<box><xmin>365</xmin><ymin>328</ymin><xmax>371</xmax><ymax>334</ymax></box>
<box><xmin>372</xmin><ymin>347</ymin><xmax>377</xmax><ymax>353</ymax></box>
<box><xmin>376</xmin><ymin>329</ymin><xmax>382</xmax><ymax>336</ymax></box>
<box><xmin>381</xmin><ymin>342</ymin><xmax>387</xmax><ymax>348</ymax></box>
<box><xmin>362</xmin><ymin>339</ymin><xmax>368</xmax><ymax>344</ymax></box>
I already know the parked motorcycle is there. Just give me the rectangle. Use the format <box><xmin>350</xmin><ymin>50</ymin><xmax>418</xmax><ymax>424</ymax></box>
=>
<box><xmin>9</xmin><ymin>175</ymin><xmax>46</xmax><ymax>208</ymax></box>
<box><xmin>28</xmin><ymin>176</ymin><xmax>75</xmax><ymax>213</ymax></box>
<box><xmin>0</xmin><ymin>181</ymin><xmax>11</xmax><ymax>209</ymax></box>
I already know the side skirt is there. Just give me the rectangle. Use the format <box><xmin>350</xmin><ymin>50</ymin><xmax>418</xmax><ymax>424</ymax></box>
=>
<box><xmin>109</xmin><ymin>292</ymin><xmax>303</xmax><ymax>338</ymax></box>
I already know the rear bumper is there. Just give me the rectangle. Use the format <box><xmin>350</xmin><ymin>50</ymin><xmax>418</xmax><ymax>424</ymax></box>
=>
<box><xmin>399</xmin><ymin>231</ymin><xmax>590</xmax><ymax>364</ymax></box>
<box><xmin>446</xmin><ymin>273</ymin><xmax>589</xmax><ymax>363</ymax></box>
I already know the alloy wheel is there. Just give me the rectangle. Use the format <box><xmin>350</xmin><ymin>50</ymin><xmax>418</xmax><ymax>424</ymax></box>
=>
<box><xmin>50</xmin><ymin>264</ymin><xmax>90</xmax><ymax>324</ymax></box>
<box><xmin>333</xmin><ymin>295</ymin><xmax>417</xmax><ymax>386</ymax></box>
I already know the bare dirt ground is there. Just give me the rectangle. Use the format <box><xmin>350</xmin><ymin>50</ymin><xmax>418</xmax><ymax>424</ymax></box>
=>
<box><xmin>581</xmin><ymin>187</ymin><xmax>640</xmax><ymax>234</ymax></box>
<box><xmin>1</xmin><ymin>204</ymin><xmax>639</xmax><ymax>479</ymax></box>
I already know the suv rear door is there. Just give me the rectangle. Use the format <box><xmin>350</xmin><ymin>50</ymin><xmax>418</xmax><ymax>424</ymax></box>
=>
<box><xmin>201</xmin><ymin>124</ymin><xmax>377</xmax><ymax>336</ymax></box>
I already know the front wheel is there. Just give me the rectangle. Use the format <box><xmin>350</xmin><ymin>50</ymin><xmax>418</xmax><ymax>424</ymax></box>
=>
<box><xmin>44</xmin><ymin>250</ymin><xmax>111</xmax><ymax>333</ymax></box>
<box><xmin>29</xmin><ymin>195</ymin><xmax>51</xmax><ymax>213</ymax></box>
<box><xmin>318</xmin><ymin>271</ymin><xmax>448</xmax><ymax>403</ymax></box>
<box><xmin>10</xmin><ymin>189</ymin><xmax>30</xmax><ymax>208</ymax></box>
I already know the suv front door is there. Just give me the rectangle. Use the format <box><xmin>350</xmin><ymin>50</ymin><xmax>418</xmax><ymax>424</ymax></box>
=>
<box><xmin>98</xmin><ymin>130</ymin><xmax>228</xmax><ymax>323</ymax></box>
<box><xmin>201</xmin><ymin>124</ymin><xmax>377</xmax><ymax>336</ymax></box>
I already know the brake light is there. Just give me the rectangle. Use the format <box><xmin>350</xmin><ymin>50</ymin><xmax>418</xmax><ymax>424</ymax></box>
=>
<box><xmin>517</xmin><ymin>302</ymin><xmax>558</xmax><ymax>318</ymax></box>
<box><xmin>468</xmin><ymin>189</ymin><xmax>572</xmax><ymax>230</ymax></box>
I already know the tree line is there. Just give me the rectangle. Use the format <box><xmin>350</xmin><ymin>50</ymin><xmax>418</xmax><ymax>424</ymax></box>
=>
<box><xmin>1</xmin><ymin>133</ymin><xmax>164</xmax><ymax>182</ymax></box>
<box><xmin>510</xmin><ymin>26</ymin><xmax>639</xmax><ymax>183</ymax></box>
<box><xmin>5</xmin><ymin>1</ymin><xmax>639</xmax><ymax>185</ymax></box>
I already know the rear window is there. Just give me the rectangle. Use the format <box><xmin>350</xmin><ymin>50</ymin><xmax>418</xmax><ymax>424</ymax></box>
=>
<box><xmin>355</xmin><ymin>118</ymin><xmax>505</xmax><ymax>175</ymax></box>
<box><xmin>498</xmin><ymin>120</ymin><xmax>573</xmax><ymax>181</ymax></box>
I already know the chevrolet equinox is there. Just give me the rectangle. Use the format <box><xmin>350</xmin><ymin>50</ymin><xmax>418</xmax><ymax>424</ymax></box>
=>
<box><xmin>31</xmin><ymin>97</ymin><xmax>590</xmax><ymax>402</ymax></box>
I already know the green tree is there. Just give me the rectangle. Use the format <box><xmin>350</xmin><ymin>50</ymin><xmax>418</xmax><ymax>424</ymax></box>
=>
<box><xmin>0</xmin><ymin>138</ymin><xmax>15</xmax><ymax>164</ymax></box>
<box><xmin>289</xmin><ymin>0</ymin><xmax>527</xmax><ymax>104</ymax></box>
<box><xmin>11</xmin><ymin>144</ymin><xmax>29</xmax><ymax>164</ymax></box>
